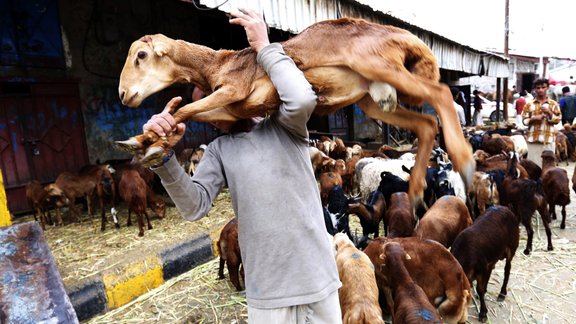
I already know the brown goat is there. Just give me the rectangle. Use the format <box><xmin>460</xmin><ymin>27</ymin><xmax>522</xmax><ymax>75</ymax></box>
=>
<box><xmin>118</xmin><ymin>169</ymin><xmax>153</xmax><ymax>237</ymax></box>
<box><xmin>386</xmin><ymin>192</ymin><xmax>416</xmax><ymax>238</ymax></box>
<box><xmin>541</xmin><ymin>150</ymin><xmax>571</xmax><ymax>229</ymax></box>
<box><xmin>117</xmin><ymin>18</ymin><xmax>475</xmax><ymax>209</ymax></box>
<box><xmin>365</xmin><ymin>237</ymin><xmax>471</xmax><ymax>324</ymax></box>
<box><xmin>346</xmin><ymin>190</ymin><xmax>386</xmax><ymax>238</ymax></box>
<box><xmin>217</xmin><ymin>218</ymin><xmax>244</xmax><ymax>291</ymax></box>
<box><xmin>467</xmin><ymin>171</ymin><xmax>499</xmax><ymax>219</ymax></box>
<box><xmin>333</xmin><ymin>233</ymin><xmax>384</xmax><ymax>324</ymax></box>
<box><xmin>45</xmin><ymin>171</ymin><xmax>95</xmax><ymax>225</ymax></box>
<box><xmin>474</xmin><ymin>150</ymin><xmax>529</xmax><ymax>179</ymax></box>
<box><xmin>378</xmin><ymin>241</ymin><xmax>442</xmax><ymax>323</ymax></box>
<box><xmin>555</xmin><ymin>132</ymin><xmax>570</xmax><ymax>165</ymax></box>
<box><xmin>318</xmin><ymin>171</ymin><xmax>343</xmax><ymax>207</ymax></box>
<box><xmin>79</xmin><ymin>164</ymin><xmax>119</xmax><ymax>231</ymax></box>
<box><xmin>480</xmin><ymin>133</ymin><xmax>514</xmax><ymax>156</ymax></box>
<box><xmin>499</xmin><ymin>152</ymin><xmax>553</xmax><ymax>254</ymax></box>
<box><xmin>25</xmin><ymin>180</ymin><xmax>52</xmax><ymax>230</ymax></box>
<box><xmin>518</xmin><ymin>158</ymin><xmax>542</xmax><ymax>181</ymax></box>
<box><xmin>414</xmin><ymin>195</ymin><xmax>473</xmax><ymax>248</ymax></box>
<box><xmin>450</xmin><ymin>205</ymin><xmax>519</xmax><ymax>323</ymax></box>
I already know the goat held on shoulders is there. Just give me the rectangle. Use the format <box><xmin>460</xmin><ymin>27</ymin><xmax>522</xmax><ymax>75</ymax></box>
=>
<box><xmin>116</xmin><ymin>17</ymin><xmax>475</xmax><ymax>210</ymax></box>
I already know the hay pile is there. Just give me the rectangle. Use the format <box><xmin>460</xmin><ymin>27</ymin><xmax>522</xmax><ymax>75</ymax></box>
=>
<box><xmin>14</xmin><ymin>190</ymin><xmax>235</xmax><ymax>288</ymax></box>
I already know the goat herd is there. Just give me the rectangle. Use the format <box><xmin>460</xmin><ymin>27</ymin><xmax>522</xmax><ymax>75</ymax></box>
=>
<box><xmin>24</xmin><ymin>124</ymin><xmax>575</xmax><ymax>323</ymax></box>
<box><xmin>25</xmin><ymin>158</ymin><xmax>169</xmax><ymax>237</ymax></box>
<box><xmin>216</xmin><ymin>127</ymin><xmax>575</xmax><ymax>323</ymax></box>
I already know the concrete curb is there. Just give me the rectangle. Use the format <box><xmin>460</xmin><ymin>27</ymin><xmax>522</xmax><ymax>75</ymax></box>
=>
<box><xmin>67</xmin><ymin>232</ymin><xmax>219</xmax><ymax>321</ymax></box>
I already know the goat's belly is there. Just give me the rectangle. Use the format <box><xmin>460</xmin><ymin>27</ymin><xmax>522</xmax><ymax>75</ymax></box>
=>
<box><xmin>304</xmin><ymin>66</ymin><xmax>368</xmax><ymax>114</ymax></box>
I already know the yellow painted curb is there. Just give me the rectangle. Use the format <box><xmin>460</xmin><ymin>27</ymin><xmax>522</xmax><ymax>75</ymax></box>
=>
<box><xmin>102</xmin><ymin>255</ymin><xmax>164</xmax><ymax>309</ymax></box>
<box><xmin>0</xmin><ymin>170</ymin><xmax>12</xmax><ymax>227</ymax></box>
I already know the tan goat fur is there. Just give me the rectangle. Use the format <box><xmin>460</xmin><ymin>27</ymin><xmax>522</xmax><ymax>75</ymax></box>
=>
<box><xmin>117</xmin><ymin>18</ymin><xmax>475</xmax><ymax>206</ymax></box>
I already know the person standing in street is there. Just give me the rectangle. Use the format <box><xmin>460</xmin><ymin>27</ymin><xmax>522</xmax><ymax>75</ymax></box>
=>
<box><xmin>514</xmin><ymin>90</ymin><xmax>528</xmax><ymax>129</ymax></box>
<box><xmin>560</xmin><ymin>86</ymin><xmax>576</xmax><ymax>125</ymax></box>
<box><xmin>521</xmin><ymin>78</ymin><xmax>561</xmax><ymax>166</ymax></box>
<box><xmin>472</xmin><ymin>90</ymin><xmax>484</xmax><ymax>126</ymax></box>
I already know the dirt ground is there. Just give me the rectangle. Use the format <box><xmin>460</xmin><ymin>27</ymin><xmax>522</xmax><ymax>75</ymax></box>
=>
<box><xmin>15</xmin><ymin>161</ymin><xmax>576</xmax><ymax>324</ymax></box>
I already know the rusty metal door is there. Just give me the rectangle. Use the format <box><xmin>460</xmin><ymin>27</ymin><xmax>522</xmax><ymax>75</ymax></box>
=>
<box><xmin>0</xmin><ymin>81</ymin><xmax>89</xmax><ymax>215</ymax></box>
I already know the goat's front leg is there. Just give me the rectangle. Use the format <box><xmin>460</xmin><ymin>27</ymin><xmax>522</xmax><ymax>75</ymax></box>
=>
<box><xmin>358</xmin><ymin>96</ymin><xmax>437</xmax><ymax>209</ymax></box>
<box><xmin>115</xmin><ymin>86</ymin><xmax>247</xmax><ymax>166</ymax></box>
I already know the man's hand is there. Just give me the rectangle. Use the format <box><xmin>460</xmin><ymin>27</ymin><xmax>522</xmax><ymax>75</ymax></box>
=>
<box><xmin>143</xmin><ymin>96</ymin><xmax>186</xmax><ymax>148</ymax></box>
<box><xmin>229</xmin><ymin>8</ymin><xmax>270</xmax><ymax>52</ymax></box>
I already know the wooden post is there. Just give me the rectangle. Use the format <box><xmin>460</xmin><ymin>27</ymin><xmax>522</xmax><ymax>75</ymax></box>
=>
<box><xmin>503</xmin><ymin>0</ymin><xmax>510</xmax><ymax>121</ymax></box>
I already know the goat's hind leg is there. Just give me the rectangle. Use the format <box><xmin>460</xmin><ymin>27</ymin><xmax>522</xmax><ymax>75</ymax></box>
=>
<box><xmin>353</xmin><ymin>63</ymin><xmax>475</xmax><ymax>188</ymax></box>
<box><xmin>358</xmin><ymin>96</ymin><xmax>436</xmax><ymax>208</ymax></box>
<box><xmin>537</xmin><ymin>202</ymin><xmax>554</xmax><ymax>251</ymax></box>
<box><xmin>497</xmin><ymin>256</ymin><xmax>513</xmax><ymax>301</ymax></box>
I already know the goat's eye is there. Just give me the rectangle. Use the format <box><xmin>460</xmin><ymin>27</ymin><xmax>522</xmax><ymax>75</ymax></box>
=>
<box><xmin>137</xmin><ymin>51</ymin><xmax>147</xmax><ymax>60</ymax></box>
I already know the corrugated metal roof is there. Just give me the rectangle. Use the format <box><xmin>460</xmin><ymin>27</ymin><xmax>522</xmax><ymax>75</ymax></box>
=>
<box><xmin>197</xmin><ymin>0</ymin><xmax>509</xmax><ymax>77</ymax></box>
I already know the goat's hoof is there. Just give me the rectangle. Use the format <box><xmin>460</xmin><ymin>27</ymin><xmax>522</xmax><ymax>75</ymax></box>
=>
<box><xmin>410</xmin><ymin>195</ymin><xmax>426</xmax><ymax>213</ymax></box>
<box><xmin>114</xmin><ymin>223</ymin><xmax>120</xmax><ymax>229</ymax></box>
<box><xmin>115</xmin><ymin>138</ymin><xmax>144</xmax><ymax>154</ymax></box>
<box><xmin>547</xmin><ymin>245</ymin><xmax>554</xmax><ymax>251</ymax></box>
<box><xmin>478</xmin><ymin>313</ymin><xmax>488</xmax><ymax>323</ymax></box>
<box><xmin>138</xmin><ymin>232</ymin><xmax>144</xmax><ymax>237</ymax></box>
<box><xmin>561</xmin><ymin>224</ymin><xmax>566</xmax><ymax>229</ymax></box>
<box><xmin>139</xmin><ymin>146</ymin><xmax>165</xmax><ymax>167</ymax></box>
<box><xmin>497</xmin><ymin>293</ymin><xmax>506</xmax><ymax>301</ymax></box>
<box><xmin>523</xmin><ymin>248</ymin><xmax>531</xmax><ymax>255</ymax></box>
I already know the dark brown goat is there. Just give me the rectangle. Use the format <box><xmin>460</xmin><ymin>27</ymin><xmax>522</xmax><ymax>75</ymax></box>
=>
<box><xmin>25</xmin><ymin>180</ymin><xmax>52</xmax><ymax>230</ymax></box>
<box><xmin>499</xmin><ymin>153</ymin><xmax>553</xmax><ymax>254</ymax></box>
<box><xmin>79</xmin><ymin>164</ymin><xmax>119</xmax><ymax>231</ymax></box>
<box><xmin>217</xmin><ymin>218</ymin><xmax>243</xmax><ymax>291</ymax></box>
<box><xmin>519</xmin><ymin>158</ymin><xmax>542</xmax><ymax>181</ymax></box>
<box><xmin>118</xmin><ymin>169</ymin><xmax>153</xmax><ymax>237</ymax></box>
<box><xmin>378</xmin><ymin>241</ymin><xmax>442</xmax><ymax>323</ymax></box>
<box><xmin>450</xmin><ymin>205</ymin><xmax>519</xmax><ymax>323</ymax></box>
<box><xmin>541</xmin><ymin>150</ymin><xmax>570</xmax><ymax>229</ymax></box>
<box><xmin>364</xmin><ymin>237</ymin><xmax>471</xmax><ymax>324</ymax></box>
<box><xmin>117</xmin><ymin>18</ymin><xmax>475</xmax><ymax>209</ymax></box>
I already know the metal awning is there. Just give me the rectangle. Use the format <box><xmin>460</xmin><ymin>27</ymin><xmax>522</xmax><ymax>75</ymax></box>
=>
<box><xmin>193</xmin><ymin>0</ymin><xmax>509</xmax><ymax>77</ymax></box>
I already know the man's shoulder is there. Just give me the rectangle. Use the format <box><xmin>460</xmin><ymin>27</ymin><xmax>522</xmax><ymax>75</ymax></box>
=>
<box><xmin>565</xmin><ymin>95</ymin><xmax>576</xmax><ymax>105</ymax></box>
<box><xmin>548</xmin><ymin>98</ymin><xmax>559</xmax><ymax>106</ymax></box>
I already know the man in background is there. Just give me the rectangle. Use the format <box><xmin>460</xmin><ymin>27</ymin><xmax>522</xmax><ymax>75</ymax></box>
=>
<box><xmin>514</xmin><ymin>90</ymin><xmax>528</xmax><ymax>129</ymax></box>
<box><xmin>560</xmin><ymin>86</ymin><xmax>576</xmax><ymax>125</ymax></box>
<box><xmin>521</xmin><ymin>78</ymin><xmax>561</xmax><ymax>166</ymax></box>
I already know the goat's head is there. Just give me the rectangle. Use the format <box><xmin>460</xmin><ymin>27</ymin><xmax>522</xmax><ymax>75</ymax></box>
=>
<box><xmin>151</xmin><ymin>198</ymin><xmax>166</xmax><ymax>219</ymax></box>
<box><xmin>44</xmin><ymin>184</ymin><xmax>70</xmax><ymax>205</ymax></box>
<box><xmin>118</xmin><ymin>34</ymin><xmax>177</xmax><ymax>107</ymax></box>
<box><xmin>333</xmin><ymin>232</ymin><xmax>353</xmax><ymax>252</ymax></box>
<box><xmin>378</xmin><ymin>241</ymin><xmax>411</xmax><ymax>267</ymax></box>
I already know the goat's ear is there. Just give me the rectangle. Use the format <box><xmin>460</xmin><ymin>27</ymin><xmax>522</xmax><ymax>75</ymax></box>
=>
<box><xmin>378</xmin><ymin>252</ymin><xmax>386</xmax><ymax>261</ymax></box>
<box><xmin>150</xmin><ymin>37</ymin><xmax>169</xmax><ymax>57</ymax></box>
<box><xmin>402</xmin><ymin>165</ymin><xmax>411</xmax><ymax>174</ymax></box>
<box><xmin>139</xmin><ymin>35</ymin><xmax>152</xmax><ymax>43</ymax></box>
